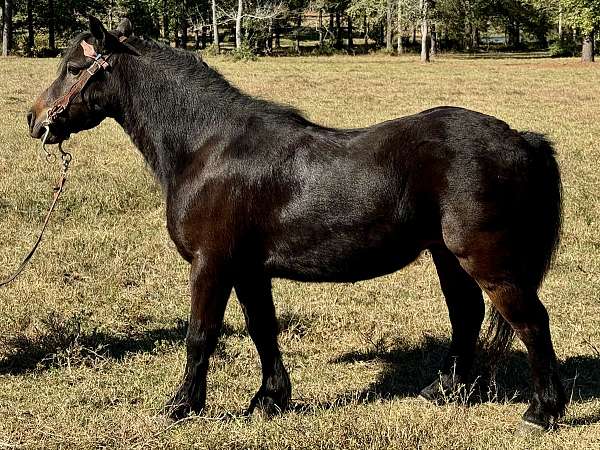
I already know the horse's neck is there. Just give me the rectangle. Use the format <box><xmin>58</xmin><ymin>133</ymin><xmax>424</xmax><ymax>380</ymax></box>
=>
<box><xmin>112</xmin><ymin>55</ymin><xmax>233</xmax><ymax>189</ymax></box>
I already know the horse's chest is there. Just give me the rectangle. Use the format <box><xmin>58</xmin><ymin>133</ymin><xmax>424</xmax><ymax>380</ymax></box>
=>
<box><xmin>165</xmin><ymin>181</ymin><xmax>236</xmax><ymax>262</ymax></box>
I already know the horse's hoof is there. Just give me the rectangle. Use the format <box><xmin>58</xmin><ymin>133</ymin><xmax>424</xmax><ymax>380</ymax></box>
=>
<box><xmin>521</xmin><ymin>403</ymin><xmax>560</xmax><ymax>432</ymax></box>
<box><xmin>163</xmin><ymin>394</ymin><xmax>201</xmax><ymax>421</ymax></box>
<box><xmin>163</xmin><ymin>401</ymin><xmax>191</xmax><ymax>421</ymax></box>
<box><xmin>516</xmin><ymin>419</ymin><xmax>548</xmax><ymax>436</ymax></box>
<box><xmin>246</xmin><ymin>395</ymin><xmax>286</xmax><ymax>419</ymax></box>
<box><xmin>419</xmin><ymin>374</ymin><xmax>458</xmax><ymax>404</ymax></box>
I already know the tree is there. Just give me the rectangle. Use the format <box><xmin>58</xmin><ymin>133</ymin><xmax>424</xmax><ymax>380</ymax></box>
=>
<box><xmin>395</xmin><ymin>0</ymin><xmax>418</xmax><ymax>53</ymax></box>
<box><xmin>180</xmin><ymin>0</ymin><xmax>188</xmax><ymax>47</ymax></box>
<box><xmin>212</xmin><ymin>0</ymin><xmax>220</xmax><ymax>50</ymax></box>
<box><xmin>2</xmin><ymin>0</ymin><xmax>13</xmax><ymax>56</ymax></box>
<box><xmin>27</xmin><ymin>0</ymin><xmax>34</xmax><ymax>55</ymax></box>
<box><xmin>386</xmin><ymin>0</ymin><xmax>392</xmax><ymax>50</ymax></box>
<box><xmin>48</xmin><ymin>0</ymin><xmax>55</xmax><ymax>50</ymax></box>
<box><xmin>561</xmin><ymin>0</ymin><xmax>599</xmax><ymax>61</ymax></box>
<box><xmin>235</xmin><ymin>0</ymin><xmax>243</xmax><ymax>47</ymax></box>
<box><xmin>162</xmin><ymin>0</ymin><xmax>170</xmax><ymax>40</ymax></box>
<box><xmin>347</xmin><ymin>0</ymin><xmax>387</xmax><ymax>49</ymax></box>
<box><xmin>435</xmin><ymin>0</ymin><xmax>488</xmax><ymax>51</ymax></box>
<box><xmin>420</xmin><ymin>0</ymin><xmax>429</xmax><ymax>61</ymax></box>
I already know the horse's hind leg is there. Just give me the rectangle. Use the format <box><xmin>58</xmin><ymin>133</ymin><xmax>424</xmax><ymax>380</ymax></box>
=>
<box><xmin>235</xmin><ymin>274</ymin><xmax>291</xmax><ymax>416</ymax></box>
<box><xmin>481</xmin><ymin>282</ymin><xmax>565</xmax><ymax>429</ymax></box>
<box><xmin>420</xmin><ymin>246</ymin><xmax>485</xmax><ymax>402</ymax></box>
<box><xmin>449</xmin><ymin>233</ymin><xmax>566</xmax><ymax>429</ymax></box>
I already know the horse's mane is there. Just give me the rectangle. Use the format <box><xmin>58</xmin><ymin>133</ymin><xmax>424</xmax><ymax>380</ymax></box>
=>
<box><xmin>59</xmin><ymin>31</ymin><xmax>317</xmax><ymax>128</ymax></box>
<box><xmin>134</xmin><ymin>34</ymin><xmax>319</xmax><ymax>125</ymax></box>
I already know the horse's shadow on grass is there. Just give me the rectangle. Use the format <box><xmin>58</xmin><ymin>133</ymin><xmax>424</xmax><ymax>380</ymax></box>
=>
<box><xmin>311</xmin><ymin>335</ymin><xmax>600</xmax><ymax>425</ymax></box>
<box><xmin>0</xmin><ymin>319</ymin><xmax>240</xmax><ymax>375</ymax></box>
<box><xmin>2</xmin><ymin>318</ymin><xmax>599</xmax><ymax>427</ymax></box>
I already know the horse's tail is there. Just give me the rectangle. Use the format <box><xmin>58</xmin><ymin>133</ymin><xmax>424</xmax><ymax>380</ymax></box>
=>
<box><xmin>484</xmin><ymin>132</ymin><xmax>562</xmax><ymax>361</ymax></box>
<box><xmin>518</xmin><ymin>132</ymin><xmax>563</xmax><ymax>288</ymax></box>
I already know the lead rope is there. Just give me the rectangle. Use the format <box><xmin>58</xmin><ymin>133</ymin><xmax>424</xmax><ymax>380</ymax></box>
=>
<box><xmin>0</xmin><ymin>121</ymin><xmax>72</xmax><ymax>288</ymax></box>
<box><xmin>0</xmin><ymin>38</ymin><xmax>115</xmax><ymax>288</ymax></box>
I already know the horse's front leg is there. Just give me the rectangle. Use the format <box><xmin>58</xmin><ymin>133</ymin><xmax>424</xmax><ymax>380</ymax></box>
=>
<box><xmin>165</xmin><ymin>254</ymin><xmax>232</xmax><ymax>420</ymax></box>
<box><xmin>235</xmin><ymin>274</ymin><xmax>291</xmax><ymax>416</ymax></box>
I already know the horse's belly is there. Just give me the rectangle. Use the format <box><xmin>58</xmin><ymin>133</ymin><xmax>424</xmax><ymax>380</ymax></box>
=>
<box><xmin>264</xmin><ymin>227</ymin><xmax>425</xmax><ymax>282</ymax></box>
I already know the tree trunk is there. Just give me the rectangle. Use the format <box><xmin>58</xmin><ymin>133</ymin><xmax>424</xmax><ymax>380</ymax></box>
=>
<box><xmin>465</xmin><ymin>21</ymin><xmax>472</xmax><ymax>51</ymax></box>
<box><xmin>266</xmin><ymin>18</ymin><xmax>273</xmax><ymax>52</ymax></box>
<box><xmin>364</xmin><ymin>15</ymin><xmax>368</xmax><ymax>48</ymax></box>
<box><xmin>347</xmin><ymin>16</ymin><xmax>353</xmax><ymax>50</ymax></box>
<box><xmin>558</xmin><ymin>5</ymin><xmax>562</xmax><ymax>41</ymax></box>
<box><xmin>508</xmin><ymin>20</ymin><xmax>519</xmax><ymax>47</ymax></box>
<box><xmin>235</xmin><ymin>0</ymin><xmax>242</xmax><ymax>49</ymax></box>
<box><xmin>2</xmin><ymin>0</ymin><xmax>12</xmax><ymax>56</ymax></box>
<box><xmin>180</xmin><ymin>1</ymin><xmax>188</xmax><ymax>49</ymax></box>
<box><xmin>108</xmin><ymin>0</ymin><xmax>114</xmax><ymax>28</ymax></box>
<box><xmin>420</xmin><ymin>0</ymin><xmax>429</xmax><ymax>62</ymax></box>
<box><xmin>275</xmin><ymin>20</ymin><xmax>280</xmax><ymax>48</ymax></box>
<box><xmin>294</xmin><ymin>15</ymin><xmax>301</xmax><ymax>53</ymax></box>
<box><xmin>318</xmin><ymin>10</ymin><xmax>324</xmax><ymax>47</ymax></box>
<box><xmin>397</xmin><ymin>0</ymin><xmax>403</xmax><ymax>54</ymax></box>
<box><xmin>163</xmin><ymin>0</ymin><xmax>170</xmax><ymax>42</ymax></box>
<box><xmin>412</xmin><ymin>26</ymin><xmax>416</xmax><ymax>44</ymax></box>
<box><xmin>27</xmin><ymin>0</ymin><xmax>34</xmax><ymax>56</ymax></box>
<box><xmin>335</xmin><ymin>10</ymin><xmax>342</xmax><ymax>49</ymax></box>
<box><xmin>48</xmin><ymin>0</ymin><xmax>55</xmax><ymax>50</ymax></box>
<box><xmin>430</xmin><ymin>22</ymin><xmax>436</xmax><ymax>57</ymax></box>
<box><xmin>386</xmin><ymin>0</ymin><xmax>392</xmax><ymax>51</ymax></box>
<box><xmin>211</xmin><ymin>0</ymin><xmax>219</xmax><ymax>51</ymax></box>
<box><xmin>421</xmin><ymin>19</ymin><xmax>429</xmax><ymax>61</ymax></box>
<box><xmin>329</xmin><ymin>12</ymin><xmax>334</xmax><ymax>40</ymax></box>
<box><xmin>582</xmin><ymin>31</ymin><xmax>595</xmax><ymax>62</ymax></box>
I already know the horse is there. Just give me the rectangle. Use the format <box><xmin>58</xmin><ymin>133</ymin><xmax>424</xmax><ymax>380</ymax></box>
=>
<box><xmin>28</xmin><ymin>16</ymin><xmax>565</xmax><ymax>431</ymax></box>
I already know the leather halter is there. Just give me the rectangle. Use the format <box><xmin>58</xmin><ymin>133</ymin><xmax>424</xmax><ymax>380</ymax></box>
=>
<box><xmin>45</xmin><ymin>37</ymin><xmax>126</xmax><ymax>124</ymax></box>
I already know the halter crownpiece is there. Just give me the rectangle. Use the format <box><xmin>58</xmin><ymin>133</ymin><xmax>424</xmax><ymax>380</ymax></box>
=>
<box><xmin>80</xmin><ymin>40</ymin><xmax>111</xmax><ymax>71</ymax></box>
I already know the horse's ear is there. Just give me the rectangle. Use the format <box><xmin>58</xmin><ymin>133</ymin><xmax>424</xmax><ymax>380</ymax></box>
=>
<box><xmin>88</xmin><ymin>15</ymin><xmax>140</xmax><ymax>57</ymax></box>
<box><xmin>89</xmin><ymin>15</ymin><xmax>107</xmax><ymax>44</ymax></box>
<box><xmin>116</xmin><ymin>18</ymin><xmax>133</xmax><ymax>38</ymax></box>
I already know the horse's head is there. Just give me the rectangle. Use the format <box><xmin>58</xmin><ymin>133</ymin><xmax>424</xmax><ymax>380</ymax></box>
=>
<box><xmin>28</xmin><ymin>16</ymin><xmax>138</xmax><ymax>144</ymax></box>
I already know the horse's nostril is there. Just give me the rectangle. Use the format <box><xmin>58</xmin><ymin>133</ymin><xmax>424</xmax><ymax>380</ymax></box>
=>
<box><xmin>27</xmin><ymin>111</ymin><xmax>34</xmax><ymax>129</ymax></box>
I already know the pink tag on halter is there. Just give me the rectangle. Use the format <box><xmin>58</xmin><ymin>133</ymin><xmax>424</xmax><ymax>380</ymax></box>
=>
<box><xmin>80</xmin><ymin>40</ymin><xmax>98</xmax><ymax>58</ymax></box>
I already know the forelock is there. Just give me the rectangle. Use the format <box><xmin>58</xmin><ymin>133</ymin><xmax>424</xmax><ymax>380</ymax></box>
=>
<box><xmin>57</xmin><ymin>32</ymin><xmax>94</xmax><ymax>75</ymax></box>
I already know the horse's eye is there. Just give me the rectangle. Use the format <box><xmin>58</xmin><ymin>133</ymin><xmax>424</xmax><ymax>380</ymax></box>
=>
<box><xmin>67</xmin><ymin>64</ymin><xmax>81</xmax><ymax>76</ymax></box>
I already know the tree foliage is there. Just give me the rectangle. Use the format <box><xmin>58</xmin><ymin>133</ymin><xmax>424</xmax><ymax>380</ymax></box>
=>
<box><xmin>0</xmin><ymin>0</ymin><xmax>598</xmax><ymax>56</ymax></box>
<box><xmin>561</xmin><ymin>0</ymin><xmax>600</xmax><ymax>34</ymax></box>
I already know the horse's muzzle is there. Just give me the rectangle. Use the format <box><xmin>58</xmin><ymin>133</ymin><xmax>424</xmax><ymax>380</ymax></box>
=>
<box><xmin>27</xmin><ymin>108</ymin><xmax>45</xmax><ymax>139</ymax></box>
<box><xmin>27</xmin><ymin>108</ymin><xmax>67</xmax><ymax>144</ymax></box>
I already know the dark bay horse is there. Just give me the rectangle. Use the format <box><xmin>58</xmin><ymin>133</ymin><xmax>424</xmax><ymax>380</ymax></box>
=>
<box><xmin>28</xmin><ymin>17</ymin><xmax>565</xmax><ymax>430</ymax></box>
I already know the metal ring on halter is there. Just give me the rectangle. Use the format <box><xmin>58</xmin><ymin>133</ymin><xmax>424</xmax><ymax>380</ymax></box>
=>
<box><xmin>58</xmin><ymin>142</ymin><xmax>72</xmax><ymax>172</ymax></box>
<box><xmin>41</xmin><ymin>123</ymin><xmax>57</xmax><ymax>163</ymax></box>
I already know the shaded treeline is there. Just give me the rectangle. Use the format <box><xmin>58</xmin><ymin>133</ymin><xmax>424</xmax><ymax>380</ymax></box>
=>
<box><xmin>0</xmin><ymin>0</ymin><xmax>597</xmax><ymax>60</ymax></box>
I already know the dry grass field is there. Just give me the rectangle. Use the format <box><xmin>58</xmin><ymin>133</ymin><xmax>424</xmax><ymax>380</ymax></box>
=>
<box><xmin>0</xmin><ymin>54</ymin><xmax>599</xmax><ymax>449</ymax></box>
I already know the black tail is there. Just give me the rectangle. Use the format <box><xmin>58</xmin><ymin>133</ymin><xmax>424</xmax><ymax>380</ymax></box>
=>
<box><xmin>519</xmin><ymin>131</ymin><xmax>563</xmax><ymax>288</ymax></box>
<box><xmin>484</xmin><ymin>132</ymin><xmax>563</xmax><ymax>360</ymax></box>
